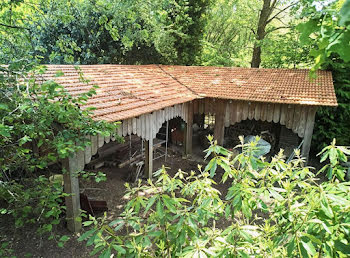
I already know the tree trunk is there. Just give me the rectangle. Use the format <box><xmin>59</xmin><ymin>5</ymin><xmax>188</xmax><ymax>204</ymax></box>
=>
<box><xmin>251</xmin><ymin>0</ymin><xmax>276</xmax><ymax>68</ymax></box>
<box><xmin>251</xmin><ymin>45</ymin><xmax>262</xmax><ymax>68</ymax></box>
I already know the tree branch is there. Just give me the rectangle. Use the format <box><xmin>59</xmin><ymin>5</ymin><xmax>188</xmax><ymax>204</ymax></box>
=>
<box><xmin>265</xmin><ymin>26</ymin><xmax>290</xmax><ymax>35</ymax></box>
<box><xmin>0</xmin><ymin>23</ymin><xmax>30</xmax><ymax>31</ymax></box>
<box><xmin>266</xmin><ymin>3</ymin><xmax>297</xmax><ymax>24</ymax></box>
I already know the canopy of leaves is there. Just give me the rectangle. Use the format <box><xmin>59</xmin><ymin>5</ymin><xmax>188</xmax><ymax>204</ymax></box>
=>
<box><xmin>0</xmin><ymin>0</ymin><xmax>212</xmax><ymax>65</ymax></box>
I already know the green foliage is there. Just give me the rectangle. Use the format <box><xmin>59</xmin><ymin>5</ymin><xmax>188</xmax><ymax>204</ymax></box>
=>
<box><xmin>0</xmin><ymin>61</ymin><xmax>117</xmax><ymax>175</ymax></box>
<box><xmin>297</xmin><ymin>0</ymin><xmax>350</xmax><ymax>71</ymax></box>
<box><xmin>81</xmin><ymin>138</ymin><xmax>350</xmax><ymax>257</ymax></box>
<box><xmin>261</xmin><ymin>29</ymin><xmax>312</xmax><ymax>68</ymax></box>
<box><xmin>313</xmin><ymin>59</ymin><xmax>350</xmax><ymax>150</ymax></box>
<box><xmin>318</xmin><ymin>139</ymin><xmax>350</xmax><ymax>181</ymax></box>
<box><xmin>0</xmin><ymin>176</ymin><xmax>64</xmax><ymax>233</ymax></box>
<box><xmin>0</xmin><ymin>61</ymin><xmax>119</xmax><ymax>247</ymax></box>
<box><xmin>0</xmin><ymin>0</ymin><xmax>211</xmax><ymax>65</ymax></box>
<box><xmin>201</xmin><ymin>0</ymin><xmax>258</xmax><ymax>67</ymax></box>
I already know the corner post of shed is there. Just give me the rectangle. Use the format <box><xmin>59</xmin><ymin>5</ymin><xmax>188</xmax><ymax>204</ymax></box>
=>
<box><xmin>185</xmin><ymin>101</ymin><xmax>193</xmax><ymax>156</ymax></box>
<box><xmin>145</xmin><ymin>138</ymin><xmax>153</xmax><ymax>179</ymax></box>
<box><xmin>214</xmin><ymin>99</ymin><xmax>225</xmax><ymax>146</ymax></box>
<box><xmin>301</xmin><ymin>106</ymin><xmax>318</xmax><ymax>161</ymax></box>
<box><xmin>62</xmin><ymin>153</ymin><xmax>82</xmax><ymax>233</ymax></box>
<box><xmin>145</xmin><ymin>114</ymin><xmax>154</xmax><ymax>179</ymax></box>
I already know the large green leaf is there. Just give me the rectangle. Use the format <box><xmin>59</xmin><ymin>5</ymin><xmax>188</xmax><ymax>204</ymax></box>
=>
<box><xmin>339</xmin><ymin>0</ymin><xmax>350</xmax><ymax>26</ymax></box>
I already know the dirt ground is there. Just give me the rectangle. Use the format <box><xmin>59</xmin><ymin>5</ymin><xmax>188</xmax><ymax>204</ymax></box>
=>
<box><xmin>1</xmin><ymin>143</ymin><xmax>323</xmax><ymax>258</ymax></box>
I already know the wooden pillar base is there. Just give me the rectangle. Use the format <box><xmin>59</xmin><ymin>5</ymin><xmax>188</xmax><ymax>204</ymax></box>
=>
<box><xmin>214</xmin><ymin>100</ymin><xmax>225</xmax><ymax>146</ymax></box>
<box><xmin>63</xmin><ymin>154</ymin><xmax>82</xmax><ymax>233</ymax></box>
<box><xmin>145</xmin><ymin>138</ymin><xmax>153</xmax><ymax>179</ymax></box>
<box><xmin>301</xmin><ymin>106</ymin><xmax>317</xmax><ymax>162</ymax></box>
<box><xmin>185</xmin><ymin>102</ymin><xmax>193</xmax><ymax>156</ymax></box>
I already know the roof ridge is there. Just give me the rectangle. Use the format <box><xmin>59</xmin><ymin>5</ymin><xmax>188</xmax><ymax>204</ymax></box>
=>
<box><xmin>156</xmin><ymin>64</ymin><xmax>200</xmax><ymax>97</ymax></box>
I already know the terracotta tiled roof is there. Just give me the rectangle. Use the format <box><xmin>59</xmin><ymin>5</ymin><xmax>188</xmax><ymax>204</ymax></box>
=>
<box><xmin>161</xmin><ymin>65</ymin><xmax>337</xmax><ymax>107</ymax></box>
<box><xmin>40</xmin><ymin>65</ymin><xmax>197</xmax><ymax>121</ymax></box>
<box><xmin>41</xmin><ymin>64</ymin><xmax>337</xmax><ymax>121</ymax></box>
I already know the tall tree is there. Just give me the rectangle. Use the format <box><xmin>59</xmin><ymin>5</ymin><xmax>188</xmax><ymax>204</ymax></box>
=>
<box><xmin>250</xmin><ymin>0</ymin><xmax>296</xmax><ymax>68</ymax></box>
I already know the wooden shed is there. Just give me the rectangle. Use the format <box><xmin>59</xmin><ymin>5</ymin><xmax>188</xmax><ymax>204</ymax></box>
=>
<box><xmin>41</xmin><ymin>64</ymin><xmax>337</xmax><ymax>232</ymax></box>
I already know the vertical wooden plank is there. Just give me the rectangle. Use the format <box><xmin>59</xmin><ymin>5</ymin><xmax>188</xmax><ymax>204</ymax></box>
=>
<box><xmin>210</xmin><ymin>99</ymin><xmax>216</xmax><ymax>114</ymax></box>
<box><xmin>193</xmin><ymin>99</ymin><xmax>199</xmax><ymax>114</ymax></box>
<box><xmin>127</xmin><ymin>119</ymin><xmax>132</xmax><ymax>136</ymax></box>
<box><xmin>267</xmin><ymin>104</ymin><xmax>274</xmax><ymax>122</ymax></box>
<box><xmin>254</xmin><ymin>102</ymin><xmax>261</xmax><ymax>121</ymax></box>
<box><xmin>117</xmin><ymin>123</ymin><xmax>122</xmax><ymax>136</ymax></box>
<box><xmin>280</xmin><ymin>104</ymin><xmax>288</xmax><ymax>125</ymax></box>
<box><xmin>141</xmin><ymin>115</ymin><xmax>146</xmax><ymax>140</ymax></box>
<box><xmin>185</xmin><ymin>102</ymin><xmax>193</xmax><ymax>155</ymax></box>
<box><xmin>248</xmin><ymin>102</ymin><xmax>256</xmax><ymax>120</ymax></box>
<box><xmin>273</xmin><ymin>104</ymin><xmax>281</xmax><ymax>123</ymax></box>
<box><xmin>199</xmin><ymin>99</ymin><xmax>204</xmax><ymax>114</ymax></box>
<box><xmin>285</xmin><ymin>105</ymin><xmax>295</xmax><ymax>130</ymax></box>
<box><xmin>132</xmin><ymin>118</ymin><xmax>137</xmax><ymax>135</ymax></box>
<box><xmin>98</xmin><ymin>134</ymin><xmax>104</xmax><ymax>148</ymax></box>
<box><xmin>122</xmin><ymin>120</ymin><xmax>127</xmax><ymax>136</ymax></box>
<box><xmin>110</xmin><ymin>127</ymin><xmax>117</xmax><ymax>141</ymax></box>
<box><xmin>159</xmin><ymin>111</ymin><xmax>163</xmax><ymax>133</ymax></box>
<box><xmin>236</xmin><ymin>101</ymin><xmax>242</xmax><ymax>123</ymax></box>
<box><xmin>151</xmin><ymin>113</ymin><xmax>155</xmax><ymax>141</ymax></box>
<box><xmin>145</xmin><ymin>114</ymin><xmax>150</xmax><ymax>141</ymax></box>
<box><xmin>297</xmin><ymin>107</ymin><xmax>307</xmax><ymax>137</ymax></box>
<box><xmin>154</xmin><ymin>113</ymin><xmax>159</xmax><ymax>139</ymax></box>
<box><xmin>301</xmin><ymin>106</ymin><xmax>317</xmax><ymax>161</ymax></box>
<box><xmin>204</xmin><ymin>98</ymin><xmax>210</xmax><ymax>114</ymax></box>
<box><xmin>91</xmin><ymin>135</ymin><xmax>98</xmax><ymax>156</ymax></box>
<box><xmin>224</xmin><ymin>101</ymin><xmax>230</xmax><ymax>127</ymax></box>
<box><xmin>231</xmin><ymin>101</ymin><xmax>237</xmax><ymax>126</ymax></box>
<box><xmin>260</xmin><ymin>103</ymin><xmax>267</xmax><ymax>121</ymax></box>
<box><xmin>77</xmin><ymin>149</ymin><xmax>85</xmax><ymax>171</ymax></box>
<box><xmin>84</xmin><ymin>135</ymin><xmax>92</xmax><ymax>164</ymax></box>
<box><xmin>214</xmin><ymin>100</ymin><xmax>225</xmax><ymax>146</ymax></box>
<box><xmin>164</xmin><ymin>107</ymin><xmax>168</xmax><ymax>121</ymax></box>
<box><xmin>145</xmin><ymin>114</ymin><xmax>154</xmax><ymax>178</ymax></box>
<box><xmin>292</xmin><ymin>105</ymin><xmax>301</xmax><ymax>133</ymax></box>
<box><xmin>242</xmin><ymin>101</ymin><xmax>249</xmax><ymax>120</ymax></box>
<box><xmin>181</xmin><ymin>104</ymin><xmax>185</xmax><ymax>121</ymax></box>
<box><xmin>105</xmin><ymin>134</ymin><xmax>110</xmax><ymax>144</ymax></box>
<box><xmin>144</xmin><ymin>138</ymin><xmax>153</xmax><ymax>179</ymax></box>
<box><xmin>170</xmin><ymin>106</ymin><xmax>173</xmax><ymax>119</ymax></box>
<box><xmin>184</xmin><ymin>104</ymin><xmax>188</xmax><ymax>123</ymax></box>
<box><xmin>63</xmin><ymin>154</ymin><xmax>82</xmax><ymax>233</ymax></box>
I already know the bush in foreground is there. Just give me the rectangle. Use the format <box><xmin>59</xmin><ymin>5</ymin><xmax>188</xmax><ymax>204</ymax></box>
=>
<box><xmin>80</xmin><ymin>136</ymin><xmax>350</xmax><ymax>257</ymax></box>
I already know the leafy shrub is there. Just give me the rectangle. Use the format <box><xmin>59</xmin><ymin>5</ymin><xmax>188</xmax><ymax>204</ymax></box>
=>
<box><xmin>80</xmin><ymin>136</ymin><xmax>350</xmax><ymax>257</ymax></box>
<box><xmin>0</xmin><ymin>61</ymin><xmax>118</xmax><ymax>250</ymax></box>
<box><xmin>0</xmin><ymin>176</ymin><xmax>65</xmax><ymax>232</ymax></box>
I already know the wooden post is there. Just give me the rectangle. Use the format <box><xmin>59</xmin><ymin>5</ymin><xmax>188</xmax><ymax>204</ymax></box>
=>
<box><xmin>62</xmin><ymin>153</ymin><xmax>82</xmax><ymax>233</ymax></box>
<box><xmin>301</xmin><ymin>106</ymin><xmax>317</xmax><ymax>161</ymax></box>
<box><xmin>185</xmin><ymin>102</ymin><xmax>193</xmax><ymax>156</ymax></box>
<box><xmin>144</xmin><ymin>138</ymin><xmax>153</xmax><ymax>178</ymax></box>
<box><xmin>214</xmin><ymin>100</ymin><xmax>225</xmax><ymax>146</ymax></box>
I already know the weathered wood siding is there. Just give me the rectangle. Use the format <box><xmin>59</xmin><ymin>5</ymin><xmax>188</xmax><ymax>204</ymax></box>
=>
<box><xmin>120</xmin><ymin>102</ymin><xmax>189</xmax><ymax>140</ymax></box>
<box><xmin>193</xmin><ymin>98</ymin><xmax>317</xmax><ymax>139</ymax></box>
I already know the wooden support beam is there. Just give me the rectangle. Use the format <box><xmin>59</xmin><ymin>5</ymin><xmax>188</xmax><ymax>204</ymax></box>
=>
<box><xmin>62</xmin><ymin>153</ymin><xmax>82</xmax><ymax>233</ymax></box>
<box><xmin>144</xmin><ymin>138</ymin><xmax>153</xmax><ymax>179</ymax></box>
<box><xmin>301</xmin><ymin>106</ymin><xmax>317</xmax><ymax>161</ymax></box>
<box><xmin>185</xmin><ymin>102</ymin><xmax>193</xmax><ymax>156</ymax></box>
<box><xmin>214</xmin><ymin>100</ymin><xmax>225</xmax><ymax>146</ymax></box>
